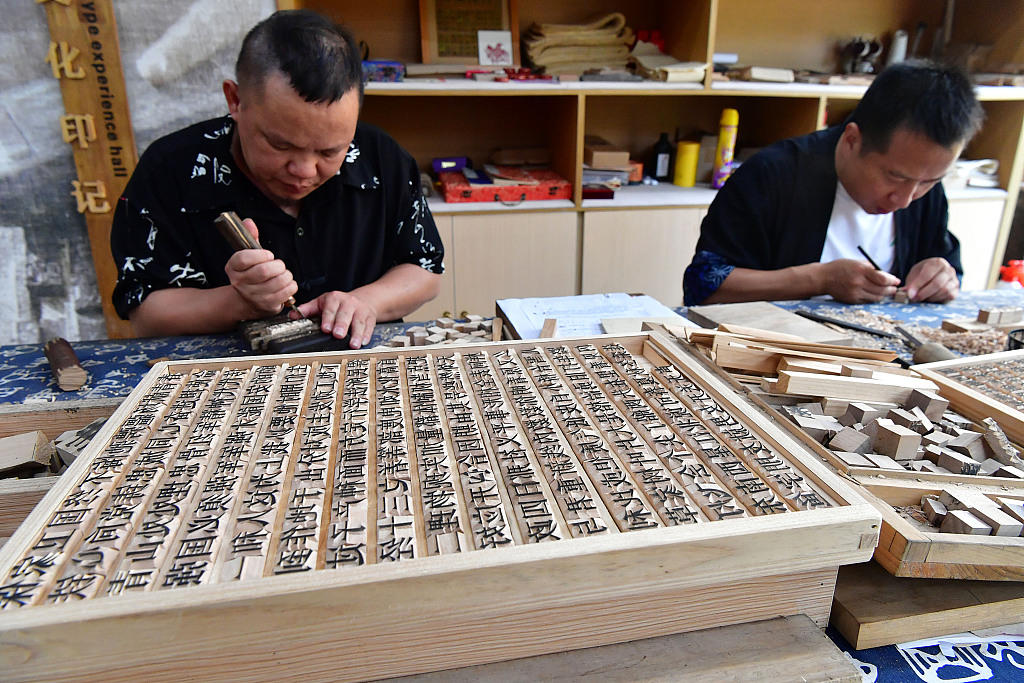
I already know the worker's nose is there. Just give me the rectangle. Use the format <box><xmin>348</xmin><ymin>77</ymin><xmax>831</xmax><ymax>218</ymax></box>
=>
<box><xmin>287</xmin><ymin>155</ymin><xmax>318</xmax><ymax>180</ymax></box>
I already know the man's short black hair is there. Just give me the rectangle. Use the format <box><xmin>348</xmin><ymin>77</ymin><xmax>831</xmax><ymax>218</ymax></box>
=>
<box><xmin>236</xmin><ymin>9</ymin><xmax>363</xmax><ymax>105</ymax></box>
<box><xmin>850</xmin><ymin>61</ymin><xmax>984</xmax><ymax>154</ymax></box>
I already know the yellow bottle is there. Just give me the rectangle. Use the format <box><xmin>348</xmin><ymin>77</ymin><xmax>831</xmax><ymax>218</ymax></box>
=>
<box><xmin>673</xmin><ymin>141</ymin><xmax>700</xmax><ymax>187</ymax></box>
<box><xmin>711</xmin><ymin>108</ymin><xmax>739</xmax><ymax>189</ymax></box>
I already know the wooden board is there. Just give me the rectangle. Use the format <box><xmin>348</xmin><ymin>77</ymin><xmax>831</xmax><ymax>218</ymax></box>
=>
<box><xmin>0</xmin><ymin>332</ymin><xmax>879</xmax><ymax>683</ymax></box>
<box><xmin>386</xmin><ymin>614</ymin><xmax>861</xmax><ymax>682</ymax></box>
<box><xmin>832</xmin><ymin>560</ymin><xmax>1024</xmax><ymax>650</ymax></box>
<box><xmin>686</xmin><ymin>302</ymin><xmax>853</xmax><ymax>345</ymax></box>
<box><xmin>0</xmin><ymin>478</ymin><xmax>56</xmax><ymax>544</ymax></box>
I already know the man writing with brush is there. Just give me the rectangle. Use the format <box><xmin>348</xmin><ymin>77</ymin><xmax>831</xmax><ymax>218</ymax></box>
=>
<box><xmin>684</xmin><ymin>61</ymin><xmax>984</xmax><ymax>306</ymax></box>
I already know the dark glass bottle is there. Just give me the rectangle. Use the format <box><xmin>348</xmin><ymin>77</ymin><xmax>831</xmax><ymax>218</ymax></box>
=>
<box><xmin>652</xmin><ymin>132</ymin><xmax>674</xmax><ymax>182</ymax></box>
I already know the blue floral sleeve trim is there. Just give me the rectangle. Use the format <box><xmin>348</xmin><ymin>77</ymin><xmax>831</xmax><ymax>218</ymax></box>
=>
<box><xmin>683</xmin><ymin>250</ymin><xmax>735</xmax><ymax>306</ymax></box>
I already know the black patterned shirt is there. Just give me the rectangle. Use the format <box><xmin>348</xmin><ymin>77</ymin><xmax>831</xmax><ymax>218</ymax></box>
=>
<box><xmin>111</xmin><ymin>115</ymin><xmax>444</xmax><ymax>320</ymax></box>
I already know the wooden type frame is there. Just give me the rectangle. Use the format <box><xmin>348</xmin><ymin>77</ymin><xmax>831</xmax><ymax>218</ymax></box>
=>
<box><xmin>861</xmin><ymin>477</ymin><xmax>1024</xmax><ymax>581</ymax></box>
<box><xmin>0</xmin><ymin>332</ymin><xmax>878</xmax><ymax>682</ymax></box>
<box><xmin>913</xmin><ymin>349</ymin><xmax>1024</xmax><ymax>446</ymax></box>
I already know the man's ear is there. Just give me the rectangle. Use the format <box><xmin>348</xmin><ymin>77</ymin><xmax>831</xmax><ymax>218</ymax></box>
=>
<box><xmin>223</xmin><ymin>80</ymin><xmax>241</xmax><ymax>116</ymax></box>
<box><xmin>840</xmin><ymin>122</ymin><xmax>862</xmax><ymax>155</ymax></box>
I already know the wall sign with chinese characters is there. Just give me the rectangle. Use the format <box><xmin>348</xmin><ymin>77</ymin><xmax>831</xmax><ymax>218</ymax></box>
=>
<box><xmin>0</xmin><ymin>333</ymin><xmax>878</xmax><ymax>682</ymax></box>
<box><xmin>39</xmin><ymin>0</ymin><xmax>139</xmax><ymax>338</ymax></box>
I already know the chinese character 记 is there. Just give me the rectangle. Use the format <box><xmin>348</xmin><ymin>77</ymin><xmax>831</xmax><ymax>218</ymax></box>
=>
<box><xmin>60</xmin><ymin>114</ymin><xmax>97</xmax><ymax>149</ymax></box>
<box><xmin>71</xmin><ymin>180</ymin><xmax>111</xmax><ymax>214</ymax></box>
<box><xmin>45</xmin><ymin>41</ymin><xmax>85</xmax><ymax>79</ymax></box>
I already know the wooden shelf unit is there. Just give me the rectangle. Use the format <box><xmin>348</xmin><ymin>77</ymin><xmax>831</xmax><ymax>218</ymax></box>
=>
<box><xmin>279</xmin><ymin>0</ymin><xmax>1024</xmax><ymax>313</ymax></box>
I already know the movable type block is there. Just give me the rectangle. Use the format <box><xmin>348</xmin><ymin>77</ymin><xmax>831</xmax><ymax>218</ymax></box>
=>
<box><xmin>436</xmin><ymin>317</ymin><xmax>455</xmax><ymax>328</ymax></box>
<box><xmin>791</xmin><ymin>414</ymin><xmax>839</xmax><ymax>444</ymax></box>
<box><xmin>923</xmin><ymin>431</ymin><xmax>954</xmax><ymax>448</ymax></box>
<box><xmin>904</xmin><ymin>389</ymin><xmax>949</xmax><ymax>421</ymax></box>
<box><xmin>938</xmin><ymin>450</ymin><xmax>982</xmax><ymax>475</ymax></box>
<box><xmin>425</xmin><ymin>333</ymin><xmax>446</xmax><ymax>344</ymax></box>
<box><xmin>977</xmin><ymin>308</ymin><xmax>1002</xmax><ymax>324</ymax></box>
<box><xmin>906</xmin><ymin>407</ymin><xmax>934</xmax><ymax>434</ymax></box>
<box><xmin>977</xmin><ymin>458</ymin><xmax>1004</xmax><ymax>477</ymax></box>
<box><xmin>940</xmin><ymin>509</ymin><xmax>992</xmax><ymax>535</ymax></box>
<box><xmin>938</xmin><ymin>489</ymin><xmax>998</xmax><ymax>513</ymax></box>
<box><xmin>910</xmin><ymin>460</ymin><xmax>944</xmax><ymax>474</ymax></box>
<box><xmin>980</xmin><ymin>418</ymin><xmax>1023</xmax><ymax>466</ymax></box>
<box><xmin>886</xmin><ymin>407</ymin><xmax>923</xmax><ymax>432</ymax></box>
<box><xmin>971</xmin><ymin>506</ymin><xmax>1024</xmax><ymax>537</ymax></box>
<box><xmin>921</xmin><ymin>496</ymin><xmax>947</xmax><ymax>526</ymax></box>
<box><xmin>0</xmin><ymin>431</ymin><xmax>55</xmax><ymax>476</ymax></box>
<box><xmin>873</xmin><ymin>421</ymin><xmax>922</xmax><ymax>461</ymax></box>
<box><xmin>829</xmin><ymin>427</ymin><xmax>872</xmax><ymax>454</ymax></box>
<box><xmin>845</xmin><ymin>402</ymin><xmax>888</xmax><ymax>426</ymax></box>
<box><xmin>947</xmin><ymin>432</ymin><xmax>986</xmax><ymax>461</ymax></box>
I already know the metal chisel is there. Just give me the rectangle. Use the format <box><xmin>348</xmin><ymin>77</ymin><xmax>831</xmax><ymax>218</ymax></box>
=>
<box><xmin>214</xmin><ymin>211</ymin><xmax>304</xmax><ymax>319</ymax></box>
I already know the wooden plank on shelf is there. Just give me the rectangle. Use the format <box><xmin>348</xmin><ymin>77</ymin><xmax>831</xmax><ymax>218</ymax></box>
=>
<box><xmin>832</xmin><ymin>561</ymin><xmax>1024</xmax><ymax>650</ymax></box>
<box><xmin>686</xmin><ymin>302</ymin><xmax>853</xmax><ymax>345</ymax></box>
<box><xmin>0</xmin><ymin>478</ymin><xmax>57</xmax><ymax>543</ymax></box>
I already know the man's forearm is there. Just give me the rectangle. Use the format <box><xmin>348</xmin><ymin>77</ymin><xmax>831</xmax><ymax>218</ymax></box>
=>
<box><xmin>129</xmin><ymin>286</ymin><xmax>258</xmax><ymax>337</ymax></box>
<box><xmin>349</xmin><ymin>264</ymin><xmax>442</xmax><ymax>322</ymax></box>
<box><xmin>704</xmin><ymin>264</ymin><xmax>826</xmax><ymax>304</ymax></box>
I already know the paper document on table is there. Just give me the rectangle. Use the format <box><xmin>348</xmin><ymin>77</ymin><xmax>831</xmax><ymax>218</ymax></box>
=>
<box><xmin>496</xmin><ymin>293</ymin><xmax>696</xmax><ymax>339</ymax></box>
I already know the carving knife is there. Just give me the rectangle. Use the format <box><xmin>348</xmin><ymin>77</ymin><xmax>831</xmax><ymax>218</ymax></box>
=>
<box><xmin>214</xmin><ymin>211</ymin><xmax>304</xmax><ymax>319</ymax></box>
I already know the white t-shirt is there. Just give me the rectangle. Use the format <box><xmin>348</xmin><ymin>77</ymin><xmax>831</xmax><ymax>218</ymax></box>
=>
<box><xmin>819</xmin><ymin>181</ymin><xmax>895</xmax><ymax>272</ymax></box>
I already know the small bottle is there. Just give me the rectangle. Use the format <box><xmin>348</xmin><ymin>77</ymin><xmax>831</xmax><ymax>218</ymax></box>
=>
<box><xmin>712</xmin><ymin>108</ymin><xmax>739</xmax><ymax>189</ymax></box>
<box><xmin>652</xmin><ymin>132</ymin><xmax>674</xmax><ymax>182</ymax></box>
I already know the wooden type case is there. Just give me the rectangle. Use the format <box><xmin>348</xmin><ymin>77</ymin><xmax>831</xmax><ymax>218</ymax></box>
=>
<box><xmin>0</xmin><ymin>332</ymin><xmax>878</xmax><ymax>682</ymax></box>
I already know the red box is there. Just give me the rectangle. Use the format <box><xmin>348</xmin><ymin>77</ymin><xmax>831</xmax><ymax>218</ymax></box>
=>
<box><xmin>439</xmin><ymin>167</ymin><xmax>571</xmax><ymax>203</ymax></box>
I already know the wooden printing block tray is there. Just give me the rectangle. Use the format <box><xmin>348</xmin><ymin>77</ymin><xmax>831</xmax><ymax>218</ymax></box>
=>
<box><xmin>0</xmin><ymin>332</ymin><xmax>878</xmax><ymax>682</ymax></box>
<box><xmin>912</xmin><ymin>349</ymin><xmax>1024</xmax><ymax>446</ymax></box>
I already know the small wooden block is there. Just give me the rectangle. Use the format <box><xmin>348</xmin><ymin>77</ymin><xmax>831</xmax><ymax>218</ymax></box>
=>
<box><xmin>540</xmin><ymin>318</ymin><xmax>558</xmax><ymax>338</ymax></box>
<box><xmin>829</xmin><ymin>427</ymin><xmax>872</xmax><ymax>454</ymax></box>
<box><xmin>971</xmin><ymin>506</ymin><xmax>1024</xmax><ymax>537</ymax></box>
<box><xmin>904</xmin><ymin>390</ymin><xmax>949</xmax><ymax>421</ymax></box>
<box><xmin>940</xmin><ymin>509</ymin><xmax>992</xmax><ymax>535</ymax></box>
<box><xmin>977</xmin><ymin>308</ymin><xmax>1002</xmax><ymax>324</ymax></box>
<box><xmin>937</xmin><ymin>450</ymin><xmax>982</xmax><ymax>475</ymax></box>
<box><xmin>893</xmin><ymin>290</ymin><xmax>910</xmax><ymax>304</ymax></box>
<box><xmin>886</xmin><ymin>408</ymin><xmax>922</xmax><ymax>431</ymax></box>
<box><xmin>425</xmin><ymin>334</ymin><xmax>446</xmax><ymax>344</ymax></box>
<box><xmin>980</xmin><ymin>418</ymin><xmax>1022</xmax><ymax>465</ymax></box>
<box><xmin>906</xmin><ymin>407</ymin><xmax>934</xmax><ymax>434</ymax></box>
<box><xmin>832</xmin><ymin>451</ymin><xmax>875</xmax><ymax>468</ymax></box>
<box><xmin>921</xmin><ymin>496</ymin><xmax>947</xmax><ymax>526</ymax></box>
<box><xmin>941</xmin><ymin>319</ymin><xmax>990</xmax><ymax>333</ymax></box>
<box><xmin>864</xmin><ymin>453</ymin><xmax>905</xmax><ymax>470</ymax></box>
<box><xmin>846</xmin><ymin>403</ymin><xmax>888</xmax><ymax>426</ymax></box>
<box><xmin>0</xmin><ymin>431</ymin><xmax>55</xmax><ymax>476</ymax></box>
<box><xmin>873</xmin><ymin>422</ymin><xmax>922</xmax><ymax>461</ymax></box>
<box><xmin>997</xmin><ymin>497</ymin><xmax>1024</xmax><ymax>525</ymax></box>
<box><xmin>910</xmin><ymin>460</ymin><xmax>944</xmax><ymax>473</ymax></box>
<box><xmin>410</xmin><ymin>331</ymin><xmax>429</xmax><ymax>346</ymax></box>
<box><xmin>840</xmin><ymin>363</ymin><xmax>874</xmax><ymax>378</ymax></box>
<box><xmin>466</xmin><ymin>314</ymin><xmax>485</xmax><ymax>323</ymax></box>
<box><xmin>437</xmin><ymin>317</ymin><xmax>455</xmax><ymax>328</ymax></box>
<box><xmin>791</xmin><ymin>414</ymin><xmax>840</xmax><ymax>444</ymax></box>
<box><xmin>994</xmin><ymin>465</ymin><xmax>1024</xmax><ymax>479</ymax></box>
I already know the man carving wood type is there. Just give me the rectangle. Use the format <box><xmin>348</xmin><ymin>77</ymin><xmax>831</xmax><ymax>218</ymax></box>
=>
<box><xmin>684</xmin><ymin>62</ymin><xmax>984</xmax><ymax>306</ymax></box>
<box><xmin>111</xmin><ymin>10</ymin><xmax>444</xmax><ymax>348</ymax></box>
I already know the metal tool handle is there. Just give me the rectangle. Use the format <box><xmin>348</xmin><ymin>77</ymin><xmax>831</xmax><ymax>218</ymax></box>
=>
<box><xmin>214</xmin><ymin>211</ymin><xmax>261</xmax><ymax>251</ymax></box>
<box><xmin>214</xmin><ymin>211</ymin><xmax>301</xmax><ymax>314</ymax></box>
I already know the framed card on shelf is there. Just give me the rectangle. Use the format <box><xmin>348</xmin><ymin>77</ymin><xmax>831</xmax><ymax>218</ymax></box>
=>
<box><xmin>419</xmin><ymin>0</ymin><xmax>519</xmax><ymax>65</ymax></box>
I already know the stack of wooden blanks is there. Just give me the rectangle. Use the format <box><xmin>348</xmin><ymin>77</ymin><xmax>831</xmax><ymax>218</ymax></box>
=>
<box><xmin>832</xmin><ymin>560</ymin><xmax>1024</xmax><ymax>650</ymax></box>
<box><xmin>858</xmin><ymin>476</ymin><xmax>1024</xmax><ymax>581</ymax></box>
<box><xmin>0</xmin><ymin>331</ymin><xmax>878</xmax><ymax>683</ymax></box>
<box><xmin>941</xmin><ymin>306</ymin><xmax>1024</xmax><ymax>333</ymax></box>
